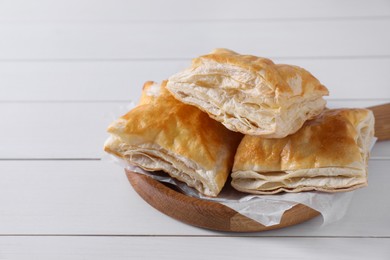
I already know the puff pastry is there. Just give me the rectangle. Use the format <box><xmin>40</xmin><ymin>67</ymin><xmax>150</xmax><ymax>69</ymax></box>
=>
<box><xmin>104</xmin><ymin>81</ymin><xmax>242</xmax><ymax>197</ymax></box>
<box><xmin>231</xmin><ymin>108</ymin><xmax>375</xmax><ymax>194</ymax></box>
<box><xmin>166</xmin><ymin>48</ymin><xmax>329</xmax><ymax>137</ymax></box>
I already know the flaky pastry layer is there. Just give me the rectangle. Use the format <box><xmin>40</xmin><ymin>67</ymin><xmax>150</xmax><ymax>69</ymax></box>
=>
<box><xmin>105</xmin><ymin>136</ymin><xmax>220</xmax><ymax>196</ymax></box>
<box><xmin>231</xmin><ymin>108</ymin><xmax>375</xmax><ymax>194</ymax></box>
<box><xmin>104</xmin><ymin>81</ymin><xmax>242</xmax><ymax>197</ymax></box>
<box><xmin>167</xmin><ymin>48</ymin><xmax>329</xmax><ymax>137</ymax></box>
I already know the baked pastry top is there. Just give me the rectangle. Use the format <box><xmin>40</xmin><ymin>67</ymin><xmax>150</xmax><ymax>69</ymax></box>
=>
<box><xmin>104</xmin><ymin>81</ymin><xmax>242</xmax><ymax>197</ymax></box>
<box><xmin>231</xmin><ymin>108</ymin><xmax>375</xmax><ymax>194</ymax></box>
<box><xmin>167</xmin><ymin>48</ymin><xmax>329</xmax><ymax>137</ymax></box>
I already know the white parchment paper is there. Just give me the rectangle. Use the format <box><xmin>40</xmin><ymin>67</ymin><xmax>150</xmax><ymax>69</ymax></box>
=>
<box><xmin>122</xmin><ymin>163</ymin><xmax>354</xmax><ymax>227</ymax></box>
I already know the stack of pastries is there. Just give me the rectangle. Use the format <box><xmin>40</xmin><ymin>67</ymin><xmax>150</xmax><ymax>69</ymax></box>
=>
<box><xmin>104</xmin><ymin>49</ymin><xmax>375</xmax><ymax>197</ymax></box>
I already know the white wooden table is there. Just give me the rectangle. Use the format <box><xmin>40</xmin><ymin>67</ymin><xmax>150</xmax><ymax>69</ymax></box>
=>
<box><xmin>1</xmin><ymin>0</ymin><xmax>390</xmax><ymax>259</ymax></box>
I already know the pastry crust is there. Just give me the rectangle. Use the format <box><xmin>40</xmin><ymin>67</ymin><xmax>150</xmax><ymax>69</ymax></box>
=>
<box><xmin>166</xmin><ymin>48</ymin><xmax>329</xmax><ymax>137</ymax></box>
<box><xmin>104</xmin><ymin>81</ymin><xmax>242</xmax><ymax>197</ymax></box>
<box><xmin>231</xmin><ymin>108</ymin><xmax>375</xmax><ymax>194</ymax></box>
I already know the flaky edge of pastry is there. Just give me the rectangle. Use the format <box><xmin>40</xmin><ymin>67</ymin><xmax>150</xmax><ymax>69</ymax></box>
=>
<box><xmin>104</xmin><ymin>135</ymin><xmax>226</xmax><ymax>197</ymax></box>
<box><xmin>167</xmin><ymin>80</ymin><xmax>326</xmax><ymax>137</ymax></box>
<box><xmin>231</xmin><ymin>168</ymin><xmax>368</xmax><ymax>194</ymax></box>
<box><xmin>232</xmin><ymin>182</ymin><xmax>368</xmax><ymax>195</ymax></box>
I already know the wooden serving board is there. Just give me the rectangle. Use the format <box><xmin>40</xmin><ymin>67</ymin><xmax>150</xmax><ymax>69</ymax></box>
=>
<box><xmin>126</xmin><ymin>103</ymin><xmax>390</xmax><ymax>232</ymax></box>
<box><xmin>126</xmin><ymin>170</ymin><xmax>319</xmax><ymax>232</ymax></box>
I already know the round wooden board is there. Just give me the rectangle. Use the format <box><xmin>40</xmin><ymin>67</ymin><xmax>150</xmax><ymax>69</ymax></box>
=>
<box><xmin>123</xmin><ymin>104</ymin><xmax>390</xmax><ymax>232</ymax></box>
<box><xmin>125</xmin><ymin>170</ymin><xmax>320</xmax><ymax>232</ymax></box>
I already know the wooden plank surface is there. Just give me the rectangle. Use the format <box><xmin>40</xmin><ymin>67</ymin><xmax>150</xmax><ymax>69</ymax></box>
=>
<box><xmin>1</xmin><ymin>0</ymin><xmax>389</xmax><ymax>22</ymax></box>
<box><xmin>1</xmin><ymin>0</ymin><xmax>389</xmax><ymax>258</ymax></box>
<box><xmin>0</xmin><ymin>20</ymin><xmax>389</xmax><ymax>60</ymax></box>
<box><xmin>0</xmin><ymin>101</ymin><xmax>389</xmax><ymax>159</ymax></box>
<box><xmin>0</xmin><ymin>160</ymin><xmax>388</xmax><ymax>237</ymax></box>
<box><xmin>1</xmin><ymin>58</ymin><xmax>390</xmax><ymax>101</ymax></box>
<box><xmin>0</xmin><ymin>160</ymin><xmax>200</xmax><ymax>235</ymax></box>
<box><xmin>0</xmin><ymin>236</ymin><xmax>389</xmax><ymax>260</ymax></box>
<box><xmin>0</xmin><ymin>102</ymin><xmax>117</xmax><ymax>159</ymax></box>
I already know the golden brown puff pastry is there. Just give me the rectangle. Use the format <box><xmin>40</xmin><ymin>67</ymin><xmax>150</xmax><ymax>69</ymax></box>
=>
<box><xmin>166</xmin><ymin>48</ymin><xmax>329</xmax><ymax>138</ymax></box>
<box><xmin>231</xmin><ymin>108</ymin><xmax>375</xmax><ymax>194</ymax></box>
<box><xmin>104</xmin><ymin>81</ymin><xmax>243</xmax><ymax>197</ymax></box>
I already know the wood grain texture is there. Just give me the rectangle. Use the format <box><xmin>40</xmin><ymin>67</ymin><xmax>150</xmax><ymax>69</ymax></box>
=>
<box><xmin>369</xmin><ymin>103</ymin><xmax>390</xmax><ymax>140</ymax></box>
<box><xmin>125</xmin><ymin>170</ymin><xmax>320</xmax><ymax>232</ymax></box>
<box><xmin>124</xmin><ymin>103</ymin><xmax>390</xmax><ymax>232</ymax></box>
